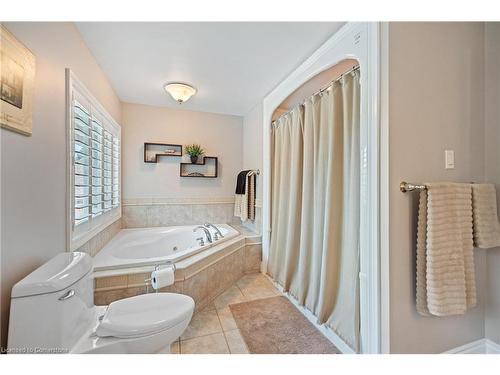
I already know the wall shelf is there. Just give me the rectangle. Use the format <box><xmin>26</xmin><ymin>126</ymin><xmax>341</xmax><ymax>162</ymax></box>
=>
<box><xmin>180</xmin><ymin>156</ymin><xmax>218</xmax><ymax>178</ymax></box>
<box><xmin>144</xmin><ymin>142</ymin><xmax>182</xmax><ymax>163</ymax></box>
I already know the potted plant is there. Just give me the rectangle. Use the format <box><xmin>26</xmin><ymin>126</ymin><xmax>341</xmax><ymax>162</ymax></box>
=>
<box><xmin>185</xmin><ymin>144</ymin><xmax>204</xmax><ymax>164</ymax></box>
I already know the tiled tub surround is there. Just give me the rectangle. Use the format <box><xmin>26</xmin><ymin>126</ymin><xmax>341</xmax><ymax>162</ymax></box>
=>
<box><xmin>240</xmin><ymin>202</ymin><xmax>262</xmax><ymax>235</ymax></box>
<box><xmin>76</xmin><ymin>218</ymin><xmax>122</xmax><ymax>257</ymax></box>
<box><xmin>121</xmin><ymin>198</ymin><xmax>236</xmax><ymax>229</ymax></box>
<box><xmin>94</xmin><ymin>234</ymin><xmax>262</xmax><ymax>311</ymax></box>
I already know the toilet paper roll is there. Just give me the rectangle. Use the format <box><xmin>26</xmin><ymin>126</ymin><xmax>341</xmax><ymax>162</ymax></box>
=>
<box><xmin>151</xmin><ymin>267</ymin><xmax>175</xmax><ymax>290</ymax></box>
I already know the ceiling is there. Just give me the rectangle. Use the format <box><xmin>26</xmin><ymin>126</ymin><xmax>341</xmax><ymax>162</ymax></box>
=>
<box><xmin>76</xmin><ymin>22</ymin><xmax>345</xmax><ymax>116</ymax></box>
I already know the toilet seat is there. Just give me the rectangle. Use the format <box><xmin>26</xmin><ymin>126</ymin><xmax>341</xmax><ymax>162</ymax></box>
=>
<box><xmin>95</xmin><ymin>293</ymin><xmax>195</xmax><ymax>339</ymax></box>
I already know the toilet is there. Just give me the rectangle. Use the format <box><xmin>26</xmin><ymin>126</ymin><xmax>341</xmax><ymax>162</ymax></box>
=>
<box><xmin>7</xmin><ymin>252</ymin><xmax>194</xmax><ymax>354</ymax></box>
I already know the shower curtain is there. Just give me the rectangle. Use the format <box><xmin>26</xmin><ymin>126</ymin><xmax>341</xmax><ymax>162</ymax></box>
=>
<box><xmin>268</xmin><ymin>70</ymin><xmax>360</xmax><ymax>351</ymax></box>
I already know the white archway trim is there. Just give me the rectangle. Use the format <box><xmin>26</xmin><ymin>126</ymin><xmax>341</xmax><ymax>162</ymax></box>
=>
<box><xmin>261</xmin><ymin>22</ymin><xmax>381</xmax><ymax>354</ymax></box>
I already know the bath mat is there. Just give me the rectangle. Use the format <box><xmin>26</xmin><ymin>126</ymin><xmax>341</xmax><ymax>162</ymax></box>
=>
<box><xmin>229</xmin><ymin>296</ymin><xmax>340</xmax><ymax>354</ymax></box>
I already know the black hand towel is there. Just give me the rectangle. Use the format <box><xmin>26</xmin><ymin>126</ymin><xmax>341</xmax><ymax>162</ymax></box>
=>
<box><xmin>235</xmin><ymin>170</ymin><xmax>251</xmax><ymax>194</ymax></box>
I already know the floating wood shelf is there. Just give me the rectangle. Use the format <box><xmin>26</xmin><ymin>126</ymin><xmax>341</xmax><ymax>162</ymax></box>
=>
<box><xmin>144</xmin><ymin>142</ymin><xmax>182</xmax><ymax>163</ymax></box>
<box><xmin>180</xmin><ymin>156</ymin><xmax>218</xmax><ymax>178</ymax></box>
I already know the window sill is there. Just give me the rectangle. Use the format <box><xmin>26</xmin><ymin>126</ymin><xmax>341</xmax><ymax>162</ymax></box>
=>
<box><xmin>69</xmin><ymin>210</ymin><xmax>121</xmax><ymax>252</ymax></box>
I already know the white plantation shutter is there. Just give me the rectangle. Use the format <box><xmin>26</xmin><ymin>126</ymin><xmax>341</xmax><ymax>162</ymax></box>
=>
<box><xmin>73</xmin><ymin>101</ymin><xmax>92</xmax><ymax>226</ymax></box>
<box><xmin>68</xmin><ymin>70</ymin><xmax>121</xmax><ymax>250</ymax></box>
<box><xmin>91</xmin><ymin>118</ymin><xmax>104</xmax><ymax>218</ymax></box>
<box><xmin>112</xmin><ymin>135</ymin><xmax>120</xmax><ymax>207</ymax></box>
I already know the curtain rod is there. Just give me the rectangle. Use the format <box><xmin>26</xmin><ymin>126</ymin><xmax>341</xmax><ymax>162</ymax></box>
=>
<box><xmin>308</xmin><ymin>64</ymin><xmax>360</xmax><ymax>100</ymax></box>
<box><xmin>272</xmin><ymin>64</ymin><xmax>360</xmax><ymax>125</ymax></box>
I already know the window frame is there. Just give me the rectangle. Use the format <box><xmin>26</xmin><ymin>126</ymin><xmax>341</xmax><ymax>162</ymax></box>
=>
<box><xmin>66</xmin><ymin>69</ymin><xmax>121</xmax><ymax>251</ymax></box>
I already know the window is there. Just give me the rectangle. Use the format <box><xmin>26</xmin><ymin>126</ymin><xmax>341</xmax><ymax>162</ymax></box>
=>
<box><xmin>67</xmin><ymin>70</ymin><xmax>121</xmax><ymax>251</ymax></box>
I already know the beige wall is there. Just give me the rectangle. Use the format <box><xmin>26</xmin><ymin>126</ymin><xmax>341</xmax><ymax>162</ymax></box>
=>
<box><xmin>121</xmin><ymin>102</ymin><xmax>243</xmax><ymax>200</ymax></box>
<box><xmin>241</xmin><ymin>103</ymin><xmax>263</xmax><ymax>233</ymax></box>
<box><xmin>388</xmin><ymin>22</ymin><xmax>487</xmax><ymax>353</ymax></box>
<box><xmin>484</xmin><ymin>22</ymin><xmax>500</xmax><ymax>345</ymax></box>
<box><xmin>0</xmin><ymin>22</ymin><xmax>122</xmax><ymax>350</ymax></box>
<box><xmin>276</xmin><ymin>59</ymin><xmax>358</xmax><ymax>112</ymax></box>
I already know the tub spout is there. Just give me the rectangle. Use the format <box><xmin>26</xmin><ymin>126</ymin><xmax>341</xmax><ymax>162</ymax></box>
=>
<box><xmin>204</xmin><ymin>223</ymin><xmax>224</xmax><ymax>240</ymax></box>
<box><xmin>193</xmin><ymin>226</ymin><xmax>212</xmax><ymax>244</ymax></box>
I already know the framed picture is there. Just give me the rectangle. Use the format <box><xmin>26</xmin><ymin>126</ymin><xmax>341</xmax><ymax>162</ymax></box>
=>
<box><xmin>1</xmin><ymin>25</ymin><xmax>35</xmax><ymax>136</ymax></box>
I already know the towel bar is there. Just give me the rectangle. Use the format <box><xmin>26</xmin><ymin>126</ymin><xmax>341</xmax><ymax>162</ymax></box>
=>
<box><xmin>400</xmin><ymin>181</ymin><xmax>427</xmax><ymax>193</ymax></box>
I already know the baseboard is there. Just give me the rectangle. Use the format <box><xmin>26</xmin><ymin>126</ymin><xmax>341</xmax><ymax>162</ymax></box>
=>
<box><xmin>264</xmin><ymin>274</ymin><xmax>356</xmax><ymax>354</ymax></box>
<box><xmin>485</xmin><ymin>339</ymin><xmax>500</xmax><ymax>354</ymax></box>
<box><xmin>443</xmin><ymin>338</ymin><xmax>500</xmax><ymax>354</ymax></box>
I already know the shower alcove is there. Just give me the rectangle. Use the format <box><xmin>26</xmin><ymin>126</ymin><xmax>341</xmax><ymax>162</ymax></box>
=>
<box><xmin>261</xmin><ymin>22</ymin><xmax>382</xmax><ymax>354</ymax></box>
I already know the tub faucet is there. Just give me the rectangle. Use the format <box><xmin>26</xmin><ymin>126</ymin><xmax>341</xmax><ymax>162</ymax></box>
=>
<box><xmin>204</xmin><ymin>223</ymin><xmax>224</xmax><ymax>240</ymax></box>
<box><xmin>193</xmin><ymin>226</ymin><xmax>212</xmax><ymax>243</ymax></box>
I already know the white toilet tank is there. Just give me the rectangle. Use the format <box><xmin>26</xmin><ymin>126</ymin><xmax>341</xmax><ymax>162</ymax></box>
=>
<box><xmin>7</xmin><ymin>252</ymin><xmax>94</xmax><ymax>353</ymax></box>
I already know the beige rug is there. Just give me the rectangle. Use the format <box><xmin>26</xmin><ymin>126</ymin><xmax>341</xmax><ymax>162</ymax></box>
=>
<box><xmin>229</xmin><ymin>296</ymin><xmax>340</xmax><ymax>354</ymax></box>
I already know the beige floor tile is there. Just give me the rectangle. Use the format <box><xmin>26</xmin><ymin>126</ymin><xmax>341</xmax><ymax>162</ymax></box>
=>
<box><xmin>217</xmin><ymin>307</ymin><xmax>238</xmax><ymax>331</ymax></box>
<box><xmin>199</xmin><ymin>301</ymin><xmax>216</xmax><ymax>312</ymax></box>
<box><xmin>181</xmin><ymin>309</ymin><xmax>222</xmax><ymax>340</ymax></box>
<box><xmin>213</xmin><ymin>285</ymin><xmax>246</xmax><ymax>310</ymax></box>
<box><xmin>180</xmin><ymin>333</ymin><xmax>230</xmax><ymax>354</ymax></box>
<box><xmin>236</xmin><ymin>273</ymin><xmax>275</xmax><ymax>291</ymax></box>
<box><xmin>170</xmin><ymin>339</ymin><xmax>180</xmax><ymax>354</ymax></box>
<box><xmin>240</xmin><ymin>286</ymin><xmax>279</xmax><ymax>301</ymax></box>
<box><xmin>224</xmin><ymin>330</ymin><xmax>249</xmax><ymax>354</ymax></box>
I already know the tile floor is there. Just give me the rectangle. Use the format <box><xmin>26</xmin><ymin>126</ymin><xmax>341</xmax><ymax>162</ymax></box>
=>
<box><xmin>170</xmin><ymin>273</ymin><xmax>281</xmax><ymax>354</ymax></box>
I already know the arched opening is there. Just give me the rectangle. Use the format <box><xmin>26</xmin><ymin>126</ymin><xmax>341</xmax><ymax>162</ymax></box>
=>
<box><xmin>271</xmin><ymin>58</ymin><xmax>359</xmax><ymax>121</ymax></box>
<box><xmin>266</xmin><ymin>57</ymin><xmax>363</xmax><ymax>352</ymax></box>
<box><xmin>262</xmin><ymin>23</ymin><xmax>381</xmax><ymax>354</ymax></box>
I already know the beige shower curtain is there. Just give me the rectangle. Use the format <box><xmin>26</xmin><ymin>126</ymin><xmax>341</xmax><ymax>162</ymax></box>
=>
<box><xmin>268</xmin><ymin>70</ymin><xmax>360</xmax><ymax>351</ymax></box>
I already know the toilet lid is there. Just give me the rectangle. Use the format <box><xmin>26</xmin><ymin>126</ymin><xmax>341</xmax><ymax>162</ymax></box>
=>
<box><xmin>96</xmin><ymin>293</ymin><xmax>195</xmax><ymax>339</ymax></box>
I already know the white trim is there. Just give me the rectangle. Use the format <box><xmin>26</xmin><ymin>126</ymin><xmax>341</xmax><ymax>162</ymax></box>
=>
<box><xmin>122</xmin><ymin>196</ymin><xmax>260</xmax><ymax>207</ymax></box>
<box><xmin>261</xmin><ymin>22</ymin><xmax>381</xmax><ymax>353</ymax></box>
<box><xmin>66</xmin><ymin>69</ymin><xmax>72</xmax><ymax>251</ymax></box>
<box><xmin>379</xmin><ymin>22</ymin><xmax>391</xmax><ymax>354</ymax></box>
<box><xmin>486</xmin><ymin>339</ymin><xmax>500</xmax><ymax>354</ymax></box>
<box><xmin>443</xmin><ymin>339</ymin><xmax>500</xmax><ymax>354</ymax></box>
<box><xmin>71</xmin><ymin>215</ymin><xmax>121</xmax><ymax>251</ymax></box>
<box><xmin>122</xmin><ymin>196</ymin><xmax>235</xmax><ymax>206</ymax></box>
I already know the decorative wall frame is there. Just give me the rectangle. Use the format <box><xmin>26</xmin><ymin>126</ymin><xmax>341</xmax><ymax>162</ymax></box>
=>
<box><xmin>0</xmin><ymin>25</ymin><xmax>36</xmax><ymax>136</ymax></box>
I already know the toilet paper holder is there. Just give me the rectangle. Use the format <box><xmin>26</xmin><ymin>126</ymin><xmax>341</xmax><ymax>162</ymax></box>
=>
<box><xmin>145</xmin><ymin>261</ymin><xmax>176</xmax><ymax>293</ymax></box>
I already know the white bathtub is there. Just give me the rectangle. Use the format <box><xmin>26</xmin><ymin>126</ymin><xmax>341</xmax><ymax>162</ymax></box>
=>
<box><xmin>93</xmin><ymin>224</ymin><xmax>239</xmax><ymax>271</ymax></box>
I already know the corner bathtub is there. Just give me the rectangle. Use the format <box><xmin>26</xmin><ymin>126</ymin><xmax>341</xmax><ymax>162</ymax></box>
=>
<box><xmin>93</xmin><ymin>224</ymin><xmax>239</xmax><ymax>272</ymax></box>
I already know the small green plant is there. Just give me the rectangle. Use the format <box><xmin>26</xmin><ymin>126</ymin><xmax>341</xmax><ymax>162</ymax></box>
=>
<box><xmin>185</xmin><ymin>144</ymin><xmax>204</xmax><ymax>157</ymax></box>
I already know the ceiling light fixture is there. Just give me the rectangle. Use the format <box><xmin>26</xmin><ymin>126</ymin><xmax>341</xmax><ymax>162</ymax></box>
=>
<box><xmin>163</xmin><ymin>82</ymin><xmax>197</xmax><ymax>104</ymax></box>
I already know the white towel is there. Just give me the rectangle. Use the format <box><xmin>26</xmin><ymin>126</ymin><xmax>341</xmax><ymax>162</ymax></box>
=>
<box><xmin>416</xmin><ymin>182</ymin><xmax>476</xmax><ymax>317</ymax></box>
<box><xmin>472</xmin><ymin>184</ymin><xmax>500</xmax><ymax>249</ymax></box>
<box><xmin>234</xmin><ymin>195</ymin><xmax>244</xmax><ymax>218</ymax></box>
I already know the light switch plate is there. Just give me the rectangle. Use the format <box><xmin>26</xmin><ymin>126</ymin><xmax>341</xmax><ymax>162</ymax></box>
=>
<box><xmin>445</xmin><ymin>150</ymin><xmax>455</xmax><ymax>169</ymax></box>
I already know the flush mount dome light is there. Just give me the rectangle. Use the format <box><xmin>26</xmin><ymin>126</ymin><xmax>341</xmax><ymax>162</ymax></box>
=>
<box><xmin>164</xmin><ymin>82</ymin><xmax>197</xmax><ymax>104</ymax></box>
